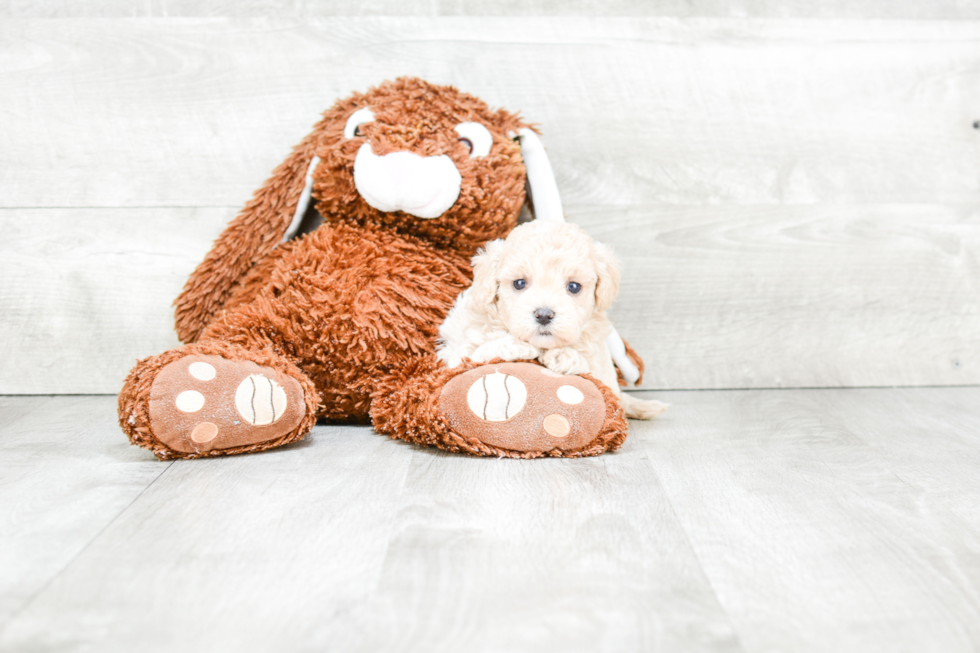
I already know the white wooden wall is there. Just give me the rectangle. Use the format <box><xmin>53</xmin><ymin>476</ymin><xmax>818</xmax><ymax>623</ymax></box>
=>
<box><xmin>1</xmin><ymin>10</ymin><xmax>979</xmax><ymax>393</ymax></box>
<box><xmin>3</xmin><ymin>1</ymin><xmax>980</xmax><ymax>19</ymax></box>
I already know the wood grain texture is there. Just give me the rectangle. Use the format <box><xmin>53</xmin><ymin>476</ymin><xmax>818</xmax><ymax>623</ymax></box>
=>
<box><xmin>589</xmin><ymin>203</ymin><xmax>980</xmax><ymax>389</ymax></box>
<box><xmin>4</xmin><ymin>390</ymin><xmax>980</xmax><ymax>651</ymax></box>
<box><xmin>631</xmin><ymin>386</ymin><xmax>980</xmax><ymax>653</ymax></box>
<box><xmin>0</xmin><ymin>208</ymin><xmax>232</xmax><ymax>394</ymax></box>
<box><xmin>3</xmin><ymin>0</ymin><xmax>980</xmax><ymax>19</ymax></box>
<box><xmin>0</xmin><ymin>405</ymin><xmax>741</xmax><ymax>653</ymax></box>
<box><xmin>0</xmin><ymin>396</ymin><xmax>169</xmax><ymax>633</ymax></box>
<box><xmin>0</xmin><ymin>395</ymin><xmax>50</xmax><ymax>429</ymax></box>
<box><xmin>319</xmin><ymin>446</ymin><xmax>739</xmax><ymax>652</ymax></box>
<box><xmin>1</xmin><ymin>16</ymin><xmax>979</xmax><ymax>392</ymax></box>
<box><xmin>0</xmin><ymin>424</ymin><xmax>420</xmax><ymax>652</ymax></box>
<box><xmin>1</xmin><ymin>18</ymin><xmax>978</xmax><ymax>209</ymax></box>
<box><xmin>831</xmin><ymin>388</ymin><xmax>980</xmax><ymax>525</ymax></box>
<box><xmin>2</xmin><ymin>203</ymin><xmax>976</xmax><ymax>393</ymax></box>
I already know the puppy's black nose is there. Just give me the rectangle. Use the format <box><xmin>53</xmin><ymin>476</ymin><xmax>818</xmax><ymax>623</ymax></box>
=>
<box><xmin>534</xmin><ymin>308</ymin><xmax>555</xmax><ymax>325</ymax></box>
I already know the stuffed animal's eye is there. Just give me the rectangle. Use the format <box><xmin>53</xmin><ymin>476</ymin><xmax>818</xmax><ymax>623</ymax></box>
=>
<box><xmin>454</xmin><ymin>122</ymin><xmax>492</xmax><ymax>158</ymax></box>
<box><xmin>567</xmin><ymin>281</ymin><xmax>582</xmax><ymax>294</ymax></box>
<box><xmin>344</xmin><ymin>107</ymin><xmax>375</xmax><ymax>139</ymax></box>
<box><xmin>513</xmin><ymin>279</ymin><xmax>527</xmax><ymax>290</ymax></box>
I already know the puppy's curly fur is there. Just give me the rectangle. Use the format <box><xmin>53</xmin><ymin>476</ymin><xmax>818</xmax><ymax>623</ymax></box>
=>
<box><xmin>437</xmin><ymin>221</ymin><xmax>666</xmax><ymax>419</ymax></box>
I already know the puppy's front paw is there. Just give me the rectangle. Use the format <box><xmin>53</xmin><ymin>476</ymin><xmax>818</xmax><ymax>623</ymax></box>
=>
<box><xmin>472</xmin><ymin>336</ymin><xmax>542</xmax><ymax>363</ymax></box>
<box><xmin>540</xmin><ymin>347</ymin><xmax>590</xmax><ymax>376</ymax></box>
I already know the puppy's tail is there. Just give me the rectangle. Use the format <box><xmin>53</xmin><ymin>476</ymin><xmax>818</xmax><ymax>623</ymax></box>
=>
<box><xmin>620</xmin><ymin>393</ymin><xmax>668</xmax><ymax>420</ymax></box>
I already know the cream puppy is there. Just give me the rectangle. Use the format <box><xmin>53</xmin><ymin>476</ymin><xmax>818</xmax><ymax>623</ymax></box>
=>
<box><xmin>437</xmin><ymin>221</ymin><xmax>666</xmax><ymax>419</ymax></box>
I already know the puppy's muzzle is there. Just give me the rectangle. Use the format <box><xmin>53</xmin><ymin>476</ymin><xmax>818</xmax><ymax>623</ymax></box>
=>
<box><xmin>534</xmin><ymin>308</ymin><xmax>555</xmax><ymax>326</ymax></box>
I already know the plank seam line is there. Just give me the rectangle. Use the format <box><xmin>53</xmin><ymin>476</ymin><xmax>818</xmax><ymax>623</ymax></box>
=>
<box><xmin>0</xmin><ymin>460</ymin><xmax>176</xmax><ymax>639</ymax></box>
<box><xmin>630</xmin><ymin>451</ymin><xmax>750</xmax><ymax>653</ymax></box>
<box><xmin>0</xmin><ymin>205</ymin><xmax>240</xmax><ymax>210</ymax></box>
<box><xmin>371</xmin><ymin>444</ymin><xmax>419</xmax><ymax>588</ymax></box>
<box><xmin>0</xmin><ymin>395</ymin><xmax>58</xmax><ymax>432</ymax></box>
<box><xmin>624</xmin><ymin>383</ymin><xmax>980</xmax><ymax>393</ymax></box>
<box><xmin>1</xmin><ymin>384</ymin><xmax>979</xmax><ymax>398</ymax></box>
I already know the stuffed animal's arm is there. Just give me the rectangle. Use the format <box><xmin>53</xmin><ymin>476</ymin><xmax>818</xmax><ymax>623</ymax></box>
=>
<box><xmin>173</xmin><ymin>129</ymin><xmax>322</xmax><ymax>343</ymax></box>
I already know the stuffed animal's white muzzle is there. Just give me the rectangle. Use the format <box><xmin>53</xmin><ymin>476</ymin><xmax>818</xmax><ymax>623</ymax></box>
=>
<box><xmin>353</xmin><ymin>143</ymin><xmax>461</xmax><ymax>219</ymax></box>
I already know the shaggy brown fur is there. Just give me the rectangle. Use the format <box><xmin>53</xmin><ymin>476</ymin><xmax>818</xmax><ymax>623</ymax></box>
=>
<box><xmin>119</xmin><ymin>77</ymin><xmax>636</xmax><ymax>460</ymax></box>
<box><xmin>118</xmin><ymin>340</ymin><xmax>319</xmax><ymax>460</ymax></box>
<box><xmin>371</xmin><ymin>357</ymin><xmax>629</xmax><ymax>458</ymax></box>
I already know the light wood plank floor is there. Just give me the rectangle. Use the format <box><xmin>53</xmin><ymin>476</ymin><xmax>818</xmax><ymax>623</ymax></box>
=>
<box><xmin>2</xmin><ymin>389</ymin><xmax>980</xmax><ymax>652</ymax></box>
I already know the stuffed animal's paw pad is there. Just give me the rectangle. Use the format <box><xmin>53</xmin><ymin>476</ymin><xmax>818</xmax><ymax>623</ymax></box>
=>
<box><xmin>147</xmin><ymin>355</ymin><xmax>306</xmax><ymax>455</ymax></box>
<box><xmin>234</xmin><ymin>374</ymin><xmax>288</xmax><ymax>425</ymax></box>
<box><xmin>556</xmin><ymin>385</ymin><xmax>584</xmax><ymax>404</ymax></box>
<box><xmin>542</xmin><ymin>414</ymin><xmax>570</xmax><ymax>437</ymax></box>
<box><xmin>441</xmin><ymin>362</ymin><xmax>607</xmax><ymax>453</ymax></box>
<box><xmin>465</xmin><ymin>371</ymin><xmax>527</xmax><ymax>421</ymax></box>
<box><xmin>190</xmin><ymin>422</ymin><xmax>219</xmax><ymax>443</ymax></box>
<box><xmin>188</xmin><ymin>361</ymin><xmax>216</xmax><ymax>380</ymax></box>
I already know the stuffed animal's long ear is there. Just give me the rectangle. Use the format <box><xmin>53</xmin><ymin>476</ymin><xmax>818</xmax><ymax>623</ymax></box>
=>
<box><xmin>516</xmin><ymin>128</ymin><xmax>564</xmax><ymax>223</ymax></box>
<box><xmin>592</xmin><ymin>241</ymin><xmax>621</xmax><ymax>314</ymax></box>
<box><xmin>470</xmin><ymin>239</ymin><xmax>505</xmax><ymax>312</ymax></box>
<box><xmin>607</xmin><ymin>327</ymin><xmax>642</xmax><ymax>387</ymax></box>
<box><xmin>173</xmin><ymin>130</ymin><xmax>322</xmax><ymax>343</ymax></box>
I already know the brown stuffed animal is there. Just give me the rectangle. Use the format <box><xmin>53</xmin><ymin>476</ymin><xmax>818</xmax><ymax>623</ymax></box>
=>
<box><xmin>118</xmin><ymin>77</ymin><xmax>642</xmax><ymax>460</ymax></box>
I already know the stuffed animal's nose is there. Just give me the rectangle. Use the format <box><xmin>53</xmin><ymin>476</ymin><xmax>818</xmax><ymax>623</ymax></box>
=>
<box><xmin>353</xmin><ymin>143</ymin><xmax>461</xmax><ymax>219</ymax></box>
<box><xmin>534</xmin><ymin>308</ymin><xmax>555</xmax><ymax>326</ymax></box>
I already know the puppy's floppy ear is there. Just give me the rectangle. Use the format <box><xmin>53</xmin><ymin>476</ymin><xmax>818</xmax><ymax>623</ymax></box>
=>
<box><xmin>592</xmin><ymin>241</ymin><xmax>621</xmax><ymax>314</ymax></box>
<box><xmin>471</xmin><ymin>239</ymin><xmax>505</xmax><ymax>310</ymax></box>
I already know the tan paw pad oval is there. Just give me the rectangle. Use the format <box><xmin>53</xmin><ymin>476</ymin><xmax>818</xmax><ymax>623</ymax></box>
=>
<box><xmin>191</xmin><ymin>422</ymin><xmax>219</xmax><ymax>443</ymax></box>
<box><xmin>543</xmin><ymin>414</ymin><xmax>571</xmax><ymax>437</ymax></box>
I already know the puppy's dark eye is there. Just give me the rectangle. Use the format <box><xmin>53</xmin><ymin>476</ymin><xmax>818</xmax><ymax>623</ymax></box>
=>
<box><xmin>459</xmin><ymin>137</ymin><xmax>473</xmax><ymax>154</ymax></box>
<box><xmin>353</xmin><ymin>125</ymin><xmax>364</xmax><ymax>137</ymax></box>
<box><xmin>513</xmin><ymin>279</ymin><xmax>527</xmax><ymax>290</ymax></box>
<box><xmin>567</xmin><ymin>281</ymin><xmax>582</xmax><ymax>294</ymax></box>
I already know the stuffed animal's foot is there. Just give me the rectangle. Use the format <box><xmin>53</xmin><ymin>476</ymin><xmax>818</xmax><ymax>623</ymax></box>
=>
<box><xmin>148</xmin><ymin>355</ymin><xmax>308</xmax><ymax>456</ymax></box>
<box><xmin>438</xmin><ymin>361</ymin><xmax>626</xmax><ymax>456</ymax></box>
<box><xmin>122</xmin><ymin>353</ymin><xmax>312</xmax><ymax>459</ymax></box>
